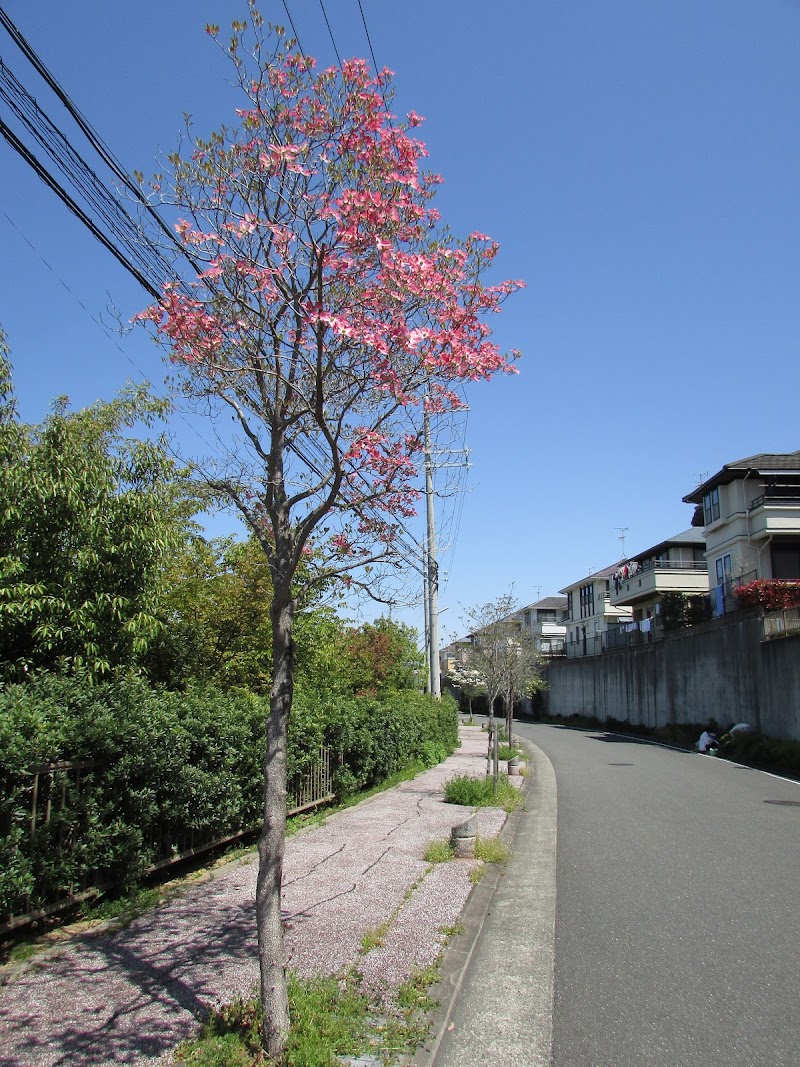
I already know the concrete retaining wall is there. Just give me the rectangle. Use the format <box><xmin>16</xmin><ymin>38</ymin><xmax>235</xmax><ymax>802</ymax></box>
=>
<box><xmin>546</xmin><ymin>614</ymin><xmax>800</xmax><ymax>741</ymax></box>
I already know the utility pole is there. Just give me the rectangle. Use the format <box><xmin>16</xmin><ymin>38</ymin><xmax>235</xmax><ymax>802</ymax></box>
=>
<box><xmin>422</xmin><ymin>541</ymin><xmax>432</xmax><ymax>694</ymax></box>
<box><xmin>424</xmin><ymin>405</ymin><xmax>441</xmax><ymax>698</ymax></box>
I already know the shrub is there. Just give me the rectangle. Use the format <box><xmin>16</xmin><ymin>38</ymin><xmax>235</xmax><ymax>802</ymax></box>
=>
<box><xmin>733</xmin><ymin>580</ymin><xmax>800</xmax><ymax>611</ymax></box>
<box><xmin>0</xmin><ymin>677</ymin><xmax>459</xmax><ymax>919</ymax></box>
<box><xmin>323</xmin><ymin>690</ymin><xmax>458</xmax><ymax>797</ymax></box>
<box><xmin>0</xmin><ymin>675</ymin><xmax>266</xmax><ymax>917</ymax></box>
<box><xmin>443</xmin><ymin>773</ymin><xmax>522</xmax><ymax>812</ymax></box>
<box><xmin>721</xmin><ymin>731</ymin><xmax>800</xmax><ymax>777</ymax></box>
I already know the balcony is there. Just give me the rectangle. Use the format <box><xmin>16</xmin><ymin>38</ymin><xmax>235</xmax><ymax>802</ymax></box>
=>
<box><xmin>610</xmin><ymin>558</ymin><xmax>709</xmax><ymax>607</ymax></box>
<box><xmin>745</xmin><ymin>488</ymin><xmax>800</xmax><ymax>539</ymax></box>
<box><xmin>748</xmin><ymin>486</ymin><xmax>800</xmax><ymax>511</ymax></box>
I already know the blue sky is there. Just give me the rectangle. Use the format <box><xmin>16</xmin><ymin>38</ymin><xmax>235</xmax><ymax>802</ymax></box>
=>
<box><xmin>1</xmin><ymin>1</ymin><xmax>799</xmax><ymax>645</ymax></box>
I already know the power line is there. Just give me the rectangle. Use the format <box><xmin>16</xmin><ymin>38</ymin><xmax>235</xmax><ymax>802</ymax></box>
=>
<box><xmin>1</xmin><ymin>7</ymin><xmax>428</xmax><ymax>582</ymax></box>
<box><xmin>0</xmin><ymin>209</ymin><xmax>255</xmax><ymax>483</ymax></box>
<box><xmin>280</xmin><ymin>0</ymin><xmax>308</xmax><ymax>64</ymax></box>
<box><xmin>0</xmin><ymin>5</ymin><xmax>199</xmax><ymax>273</ymax></box>
<box><xmin>0</xmin><ymin>59</ymin><xmax>176</xmax><ymax>297</ymax></box>
<box><xmin>0</xmin><ymin>118</ymin><xmax>162</xmax><ymax>300</ymax></box>
<box><xmin>356</xmin><ymin>0</ymin><xmax>382</xmax><ymax>80</ymax></box>
<box><xmin>318</xmin><ymin>0</ymin><xmax>343</xmax><ymax>68</ymax></box>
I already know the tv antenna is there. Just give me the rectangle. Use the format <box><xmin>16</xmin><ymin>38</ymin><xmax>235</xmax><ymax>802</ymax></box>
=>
<box><xmin>616</xmin><ymin>527</ymin><xmax>629</xmax><ymax>560</ymax></box>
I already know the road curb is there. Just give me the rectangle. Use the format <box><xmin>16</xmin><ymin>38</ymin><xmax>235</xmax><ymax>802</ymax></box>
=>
<box><xmin>409</xmin><ymin>738</ymin><xmax>557</xmax><ymax>1067</ymax></box>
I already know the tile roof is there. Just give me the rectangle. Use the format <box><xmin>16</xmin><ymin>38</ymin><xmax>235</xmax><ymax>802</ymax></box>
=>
<box><xmin>558</xmin><ymin>562</ymin><xmax>618</xmax><ymax>594</ymax></box>
<box><xmin>727</xmin><ymin>451</ymin><xmax>800</xmax><ymax>469</ymax></box>
<box><xmin>630</xmin><ymin>527</ymin><xmax>705</xmax><ymax>562</ymax></box>
<box><xmin>683</xmin><ymin>451</ymin><xmax>800</xmax><ymax>502</ymax></box>
<box><xmin>519</xmin><ymin>596</ymin><xmax>568</xmax><ymax>611</ymax></box>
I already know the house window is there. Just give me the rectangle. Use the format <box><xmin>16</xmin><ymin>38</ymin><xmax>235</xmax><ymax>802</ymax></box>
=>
<box><xmin>771</xmin><ymin>542</ymin><xmax>800</xmax><ymax>579</ymax></box>
<box><xmin>703</xmin><ymin>487</ymin><xmax>720</xmax><ymax>525</ymax></box>
<box><xmin>579</xmin><ymin>582</ymin><xmax>595</xmax><ymax>619</ymax></box>
<box><xmin>567</xmin><ymin>591</ymin><xmax>573</xmax><ymax>619</ymax></box>
<box><xmin>715</xmin><ymin>554</ymin><xmax>732</xmax><ymax>587</ymax></box>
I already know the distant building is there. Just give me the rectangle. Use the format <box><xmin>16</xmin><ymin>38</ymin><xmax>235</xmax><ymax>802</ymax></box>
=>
<box><xmin>516</xmin><ymin>596</ymin><xmax>568</xmax><ymax>656</ymax></box>
<box><xmin>559</xmin><ymin>566</ymin><xmax>632</xmax><ymax>658</ymax></box>
<box><xmin>438</xmin><ymin>639</ymin><xmax>472</xmax><ymax>679</ymax></box>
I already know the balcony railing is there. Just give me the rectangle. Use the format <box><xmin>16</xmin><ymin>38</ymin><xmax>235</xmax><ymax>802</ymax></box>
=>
<box><xmin>605</xmin><ymin>618</ymin><xmax>662</xmax><ymax>649</ymax></box>
<box><xmin>707</xmin><ymin>570</ymin><xmax>758</xmax><ymax>617</ymax></box>
<box><xmin>612</xmin><ymin>558</ymin><xmax>707</xmax><ymax>595</ymax></box>
<box><xmin>748</xmin><ymin>488</ymin><xmax>800</xmax><ymax>511</ymax></box>
<box><xmin>643</xmin><ymin>559</ymin><xmax>706</xmax><ymax>572</ymax></box>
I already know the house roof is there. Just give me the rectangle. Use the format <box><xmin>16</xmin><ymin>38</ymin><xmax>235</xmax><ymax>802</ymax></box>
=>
<box><xmin>629</xmin><ymin>527</ymin><xmax>705</xmax><ymax>563</ymax></box>
<box><xmin>683</xmin><ymin>451</ymin><xmax>800</xmax><ymax>504</ymax></box>
<box><xmin>519</xmin><ymin>596</ymin><xmax>568</xmax><ymax>612</ymax></box>
<box><xmin>558</xmin><ymin>563</ymin><xmax>618</xmax><ymax>595</ymax></box>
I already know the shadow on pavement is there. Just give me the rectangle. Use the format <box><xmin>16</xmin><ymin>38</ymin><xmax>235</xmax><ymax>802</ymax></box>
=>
<box><xmin>586</xmin><ymin>733</ymin><xmax>693</xmax><ymax>750</ymax></box>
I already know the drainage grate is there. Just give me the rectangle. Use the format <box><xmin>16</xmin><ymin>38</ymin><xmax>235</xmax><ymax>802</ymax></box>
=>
<box><xmin>608</xmin><ymin>762</ymin><xmax>634</xmax><ymax>766</ymax></box>
<box><xmin>764</xmin><ymin>799</ymin><xmax>800</xmax><ymax>807</ymax></box>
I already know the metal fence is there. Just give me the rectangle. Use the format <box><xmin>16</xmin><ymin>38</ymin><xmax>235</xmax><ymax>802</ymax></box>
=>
<box><xmin>2</xmin><ymin>746</ymin><xmax>337</xmax><ymax>934</ymax></box>
<box><xmin>288</xmin><ymin>747</ymin><xmax>337</xmax><ymax>814</ymax></box>
<box><xmin>605</xmin><ymin>620</ymin><xmax>663</xmax><ymax>650</ymax></box>
<box><xmin>762</xmin><ymin>606</ymin><xmax>800</xmax><ymax>640</ymax></box>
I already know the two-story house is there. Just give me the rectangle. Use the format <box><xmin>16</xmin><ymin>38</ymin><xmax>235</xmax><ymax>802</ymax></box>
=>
<box><xmin>559</xmin><ymin>565</ymin><xmax>632</xmax><ymax>657</ymax></box>
<box><xmin>516</xmin><ymin>596</ymin><xmax>568</xmax><ymax>656</ymax></box>
<box><xmin>609</xmin><ymin>529</ymin><xmax>708</xmax><ymax>618</ymax></box>
<box><xmin>682</xmin><ymin>452</ymin><xmax>800</xmax><ymax>612</ymax></box>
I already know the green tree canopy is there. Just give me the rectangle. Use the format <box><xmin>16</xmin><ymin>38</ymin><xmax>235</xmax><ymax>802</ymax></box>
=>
<box><xmin>344</xmin><ymin>616</ymin><xmax>424</xmax><ymax>695</ymax></box>
<box><xmin>0</xmin><ymin>344</ymin><xmax>188</xmax><ymax>681</ymax></box>
<box><xmin>147</xmin><ymin>534</ymin><xmax>274</xmax><ymax>691</ymax></box>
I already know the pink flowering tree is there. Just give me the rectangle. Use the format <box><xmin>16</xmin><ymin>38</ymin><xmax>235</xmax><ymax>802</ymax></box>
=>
<box><xmin>137</xmin><ymin>8</ymin><xmax>522</xmax><ymax>1056</ymax></box>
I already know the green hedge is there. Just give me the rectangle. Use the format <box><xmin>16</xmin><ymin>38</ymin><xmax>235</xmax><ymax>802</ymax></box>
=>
<box><xmin>0</xmin><ymin>676</ymin><xmax>457</xmax><ymax>921</ymax></box>
<box><xmin>321</xmin><ymin>689</ymin><xmax>459</xmax><ymax>798</ymax></box>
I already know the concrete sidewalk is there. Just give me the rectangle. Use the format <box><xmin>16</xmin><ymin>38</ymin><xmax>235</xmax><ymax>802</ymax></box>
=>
<box><xmin>0</xmin><ymin>725</ymin><xmax>522</xmax><ymax>1067</ymax></box>
<box><xmin>417</xmin><ymin>737</ymin><xmax>558</xmax><ymax>1067</ymax></box>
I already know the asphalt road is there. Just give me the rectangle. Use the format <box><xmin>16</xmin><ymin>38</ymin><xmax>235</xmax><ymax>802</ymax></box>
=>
<box><xmin>517</xmin><ymin>723</ymin><xmax>800</xmax><ymax>1067</ymax></box>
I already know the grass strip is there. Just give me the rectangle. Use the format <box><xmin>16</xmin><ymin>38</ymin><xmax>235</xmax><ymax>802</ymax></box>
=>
<box><xmin>174</xmin><ymin>964</ymin><xmax>443</xmax><ymax>1067</ymax></box>
<box><xmin>443</xmin><ymin>773</ymin><xmax>523</xmax><ymax>813</ymax></box>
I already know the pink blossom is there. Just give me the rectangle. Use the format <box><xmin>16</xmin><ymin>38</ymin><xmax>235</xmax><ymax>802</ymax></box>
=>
<box><xmin>136</xmin><ymin>27</ymin><xmax>523</xmax><ymax>571</ymax></box>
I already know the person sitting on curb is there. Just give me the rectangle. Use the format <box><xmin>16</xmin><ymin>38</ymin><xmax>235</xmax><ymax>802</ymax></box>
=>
<box><xmin>696</xmin><ymin>727</ymin><xmax>721</xmax><ymax>755</ymax></box>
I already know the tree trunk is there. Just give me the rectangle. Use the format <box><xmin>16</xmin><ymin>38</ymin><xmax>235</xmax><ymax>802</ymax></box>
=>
<box><xmin>257</xmin><ymin>589</ymin><xmax>295</xmax><ymax>1059</ymax></box>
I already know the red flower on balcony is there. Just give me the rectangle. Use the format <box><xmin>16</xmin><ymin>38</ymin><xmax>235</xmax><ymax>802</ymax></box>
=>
<box><xmin>732</xmin><ymin>579</ymin><xmax>800</xmax><ymax>611</ymax></box>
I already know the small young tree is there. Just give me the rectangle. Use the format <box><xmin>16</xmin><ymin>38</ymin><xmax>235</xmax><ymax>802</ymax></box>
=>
<box><xmin>459</xmin><ymin>593</ymin><xmax>542</xmax><ymax>759</ymax></box>
<box><xmin>459</xmin><ymin>594</ymin><xmax>517</xmax><ymax>724</ymax></box>
<box><xmin>136</xmin><ymin>10</ymin><xmax>523</xmax><ymax>1057</ymax></box>
<box><xmin>498</xmin><ymin>623</ymin><xmax>543</xmax><ymax>745</ymax></box>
